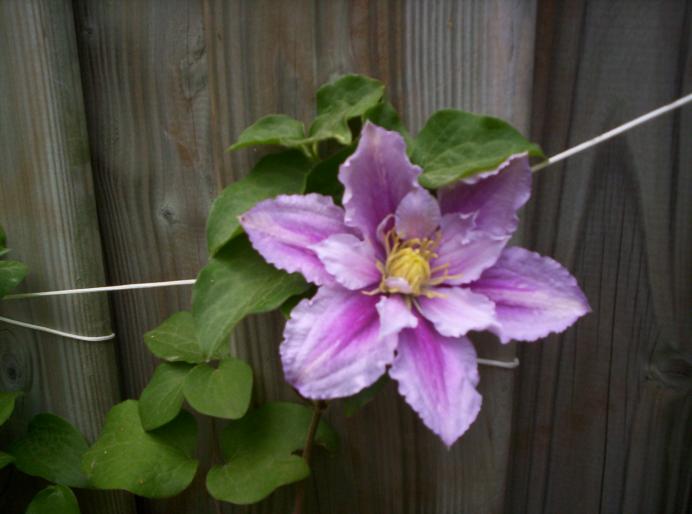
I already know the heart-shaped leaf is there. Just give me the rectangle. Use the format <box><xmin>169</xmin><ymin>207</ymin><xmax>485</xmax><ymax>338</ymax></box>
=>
<box><xmin>206</xmin><ymin>151</ymin><xmax>311</xmax><ymax>256</ymax></box>
<box><xmin>227</xmin><ymin>115</ymin><xmax>307</xmax><ymax>152</ymax></box>
<box><xmin>192</xmin><ymin>236</ymin><xmax>309</xmax><ymax>358</ymax></box>
<box><xmin>304</xmin><ymin>146</ymin><xmax>351</xmax><ymax>203</ymax></box>
<box><xmin>0</xmin><ymin>260</ymin><xmax>27</xmax><ymax>298</ymax></box>
<box><xmin>144</xmin><ymin>312</ymin><xmax>212</xmax><ymax>364</ymax></box>
<box><xmin>411</xmin><ymin>109</ymin><xmax>544</xmax><ymax>188</ymax></box>
<box><xmin>0</xmin><ymin>390</ymin><xmax>22</xmax><ymax>425</ymax></box>
<box><xmin>0</xmin><ymin>450</ymin><xmax>14</xmax><ymax>470</ymax></box>
<box><xmin>308</xmin><ymin>74</ymin><xmax>385</xmax><ymax>145</ymax></box>
<box><xmin>9</xmin><ymin>413</ymin><xmax>90</xmax><ymax>488</ymax></box>
<box><xmin>206</xmin><ymin>402</ymin><xmax>338</xmax><ymax>505</ymax></box>
<box><xmin>26</xmin><ymin>485</ymin><xmax>80</xmax><ymax>514</ymax></box>
<box><xmin>83</xmin><ymin>400</ymin><xmax>198</xmax><ymax>498</ymax></box>
<box><xmin>182</xmin><ymin>358</ymin><xmax>252</xmax><ymax>419</ymax></box>
<box><xmin>139</xmin><ymin>362</ymin><xmax>194</xmax><ymax>431</ymax></box>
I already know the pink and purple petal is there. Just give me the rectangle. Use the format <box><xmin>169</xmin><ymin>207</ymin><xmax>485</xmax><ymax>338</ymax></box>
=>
<box><xmin>376</xmin><ymin>294</ymin><xmax>418</xmax><ymax>337</ymax></box>
<box><xmin>416</xmin><ymin>286</ymin><xmax>497</xmax><ymax>337</ymax></box>
<box><xmin>239</xmin><ymin>193</ymin><xmax>351</xmax><ymax>286</ymax></box>
<box><xmin>432</xmin><ymin>213</ymin><xmax>510</xmax><ymax>285</ymax></box>
<box><xmin>339</xmin><ymin>122</ymin><xmax>422</xmax><ymax>244</ymax></box>
<box><xmin>281</xmin><ymin>287</ymin><xmax>404</xmax><ymax>399</ymax></box>
<box><xmin>469</xmin><ymin>247</ymin><xmax>590</xmax><ymax>343</ymax></box>
<box><xmin>312</xmin><ymin>233</ymin><xmax>380</xmax><ymax>290</ymax></box>
<box><xmin>389</xmin><ymin>314</ymin><xmax>482</xmax><ymax>447</ymax></box>
<box><xmin>438</xmin><ymin>153</ymin><xmax>531</xmax><ymax>238</ymax></box>
<box><xmin>395</xmin><ymin>188</ymin><xmax>441</xmax><ymax>240</ymax></box>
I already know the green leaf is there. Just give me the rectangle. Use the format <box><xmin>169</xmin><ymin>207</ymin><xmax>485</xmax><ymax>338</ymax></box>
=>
<box><xmin>0</xmin><ymin>390</ymin><xmax>22</xmax><ymax>425</ymax></box>
<box><xmin>206</xmin><ymin>151</ymin><xmax>311</xmax><ymax>256</ymax></box>
<box><xmin>139</xmin><ymin>362</ymin><xmax>194</xmax><ymax>431</ymax></box>
<box><xmin>308</xmin><ymin>74</ymin><xmax>385</xmax><ymax>145</ymax></box>
<box><xmin>227</xmin><ymin>115</ymin><xmax>307</xmax><ymax>152</ymax></box>
<box><xmin>411</xmin><ymin>109</ymin><xmax>545</xmax><ymax>188</ymax></box>
<box><xmin>206</xmin><ymin>402</ymin><xmax>338</xmax><ymax>505</ymax></box>
<box><xmin>144</xmin><ymin>311</ymin><xmax>213</xmax><ymax>364</ymax></box>
<box><xmin>83</xmin><ymin>400</ymin><xmax>198</xmax><ymax>499</ymax></box>
<box><xmin>9</xmin><ymin>413</ymin><xmax>90</xmax><ymax>488</ymax></box>
<box><xmin>304</xmin><ymin>146</ymin><xmax>351</xmax><ymax>203</ymax></box>
<box><xmin>26</xmin><ymin>485</ymin><xmax>80</xmax><ymax>514</ymax></box>
<box><xmin>0</xmin><ymin>224</ymin><xmax>8</xmax><ymax>257</ymax></box>
<box><xmin>342</xmin><ymin>375</ymin><xmax>388</xmax><ymax>417</ymax></box>
<box><xmin>365</xmin><ymin>101</ymin><xmax>412</xmax><ymax>148</ymax></box>
<box><xmin>0</xmin><ymin>260</ymin><xmax>27</xmax><ymax>298</ymax></box>
<box><xmin>192</xmin><ymin>236</ymin><xmax>309</xmax><ymax>359</ymax></box>
<box><xmin>0</xmin><ymin>450</ymin><xmax>14</xmax><ymax>470</ymax></box>
<box><xmin>278</xmin><ymin>286</ymin><xmax>316</xmax><ymax>319</ymax></box>
<box><xmin>182</xmin><ymin>358</ymin><xmax>252</xmax><ymax>419</ymax></box>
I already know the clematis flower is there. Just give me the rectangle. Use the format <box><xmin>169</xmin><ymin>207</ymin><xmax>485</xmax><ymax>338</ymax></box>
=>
<box><xmin>239</xmin><ymin>122</ymin><xmax>590</xmax><ymax>446</ymax></box>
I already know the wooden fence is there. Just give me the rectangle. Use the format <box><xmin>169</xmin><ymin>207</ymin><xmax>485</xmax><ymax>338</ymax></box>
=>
<box><xmin>0</xmin><ymin>0</ymin><xmax>690</xmax><ymax>513</ymax></box>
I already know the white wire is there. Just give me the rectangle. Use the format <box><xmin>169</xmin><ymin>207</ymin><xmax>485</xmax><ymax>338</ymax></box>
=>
<box><xmin>4</xmin><ymin>279</ymin><xmax>196</xmax><ymax>300</ymax></box>
<box><xmin>477</xmin><ymin>357</ymin><xmax>520</xmax><ymax>369</ymax></box>
<box><xmin>2</xmin><ymin>91</ymin><xmax>692</xmax><ymax>351</ymax></box>
<box><xmin>0</xmin><ymin>315</ymin><xmax>115</xmax><ymax>342</ymax></box>
<box><xmin>531</xmin><ymin>91</ymin><xmax>692</xmax><ymax>172</ymax></box>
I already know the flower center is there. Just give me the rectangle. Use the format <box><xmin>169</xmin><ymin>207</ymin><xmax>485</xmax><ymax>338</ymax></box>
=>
<box><xmin>385</xmin><ymin>247</ymin><xmax>431</xmax><ymax>294</ymax></box>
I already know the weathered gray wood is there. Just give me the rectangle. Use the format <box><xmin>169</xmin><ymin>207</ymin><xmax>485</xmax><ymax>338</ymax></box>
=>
<box><xmin>0</xmin><ymin>1</ymin><xmax>133</xmax><ymax>513</ymax></box>
<box><xmin>72</xmin><ymin>1</ymin><xmax>219</xmax><ymax>513</ymax></box>
<box><xmin>61</xmin><ymin>0</ymin><xmax>691</xmax><ymax>513</ymax></box>
<box><xmin>507</xmin><ymin>1</ymin><xmax>692</xmax><ymax>513</ymax></box>
<box><xmin>74</xmin><ymin>0</ymin><xmax>537</xmax><ymax>513</ymax></box>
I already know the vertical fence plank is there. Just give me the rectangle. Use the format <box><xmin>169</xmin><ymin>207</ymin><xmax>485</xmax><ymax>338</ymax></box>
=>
<box><xmin>0</xmin><ymin>1</ymin><xmax>134</xmax><ymax>513</ymax></box>
<box><xmin>508</xmin><ymin>1</ymin><xmax>692</xmax><ymax>513</ymax></box>
<box><xmin>72</xmin><ymin>1</ymin><xmax>218</xmax><ymax>513</ymax></box>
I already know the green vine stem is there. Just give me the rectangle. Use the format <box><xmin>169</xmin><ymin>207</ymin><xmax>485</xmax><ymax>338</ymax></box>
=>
<box><xmin>292</xmin><ymin>400</ymin><xmax>327</xmax><ymax>514</ymax></box>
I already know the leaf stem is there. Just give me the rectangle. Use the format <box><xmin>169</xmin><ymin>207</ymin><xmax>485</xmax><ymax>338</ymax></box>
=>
<box><xmin>292</xmin><ymin>400</ymin><xmax>326</xmax><ymax>514</ymax></box>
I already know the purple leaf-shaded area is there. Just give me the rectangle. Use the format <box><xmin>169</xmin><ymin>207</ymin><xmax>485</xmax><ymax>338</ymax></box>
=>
<box><xmin>389</xmin><ymin>313</ymin><xmax>482</xmax><ymax>447</ymax></box>
<box><xmin>438</xmin><ymin>153</ymin><xmax>531</xmax><ymax>238</ymax></box>
<box><xmin>469</xmin><ymin>247</ymin><xmax>591</xmax><ymax>343</ymax></box>
<box><xmin>415</xmin><ymin>286</ymin><xmax>497</xmax><ymax>338</ymax></box>
<box><xmin>281</xmin><ymin>287</ymin><xmax>408</xmax><ymax>399</ymax></box>
<box><xmin>339</xmin><ymin>122</ymin><xmax>422</xmax><ymax>244</ymax></box>
<box><xmin>238</xmin><ymin>193</ymin><xmax>351</xmax><ymax>286</ymax></box>
<box><xmin>312</xmin><ymin>233</ymin><xmax>380</xmax><ymax>290</ymax></box>
<box><xmin>394</xmin><ymin>188</ymin><xmax>441</xmax><ymax>240</ymax></box>
<box><xmin>433</xmin><ymin>213</ymin><xmax>510</xmax><ymax>285</ymax></box>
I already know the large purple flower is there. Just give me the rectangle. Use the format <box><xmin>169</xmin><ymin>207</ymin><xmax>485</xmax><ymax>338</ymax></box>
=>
<box><xmin>239</xmin><ymin>122</ymin><xmax>590</xmax><ymax>446</ymax></box>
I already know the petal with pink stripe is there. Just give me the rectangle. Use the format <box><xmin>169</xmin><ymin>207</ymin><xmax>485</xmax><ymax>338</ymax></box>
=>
<box><xmin>389</xmin><ymin>314</ymin><xmax>482</xmax><ymax>447</ymax></box>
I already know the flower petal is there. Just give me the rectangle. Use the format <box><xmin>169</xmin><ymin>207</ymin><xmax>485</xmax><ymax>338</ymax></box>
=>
<box><xmin>312</xmin><ymin>233</ymin><xmax>380</xmax><ymax>290</ymax></box>
<box><xmin>431</xmin><ymin>213</ymin><xmax>510</xmax><ymax>285</ymax></box>
<box><xmin>395</xmin><ymin>188</ymin><xmax>441</xmax><ymax>240</ymax></box>
<box><xmin>416</xmin><ymin>286</ymin><xmax>497</xmax><ymax>337</ymax></box>
<box><xmin>376</xmin><ymin>294</ymin><xmax>418</xmax><ymax>338</ymax></box>
<box><xmin>339</xmin><ymin>122</ymin><xmax>422</xmax><ymax>243</ymax></box>
<box><xmin>239</xmin><ymin>193</ymin><xmax>350</xmax><ymax>285</ymax></box>
<box><xmin>438</xmin><ymin>153</ymin><xmax>531</xmax><ymax>237</ymax></box>
<box><xmin>389</xmin><ymin>314</ymin><xmax>482</xmax><ymax>447</ymax></box>
<box><xmin>281</xmin><ymin>287</ymin><xmax>408</xmax><ymax>399</ymax></box>
<box><xmin>469</xmin><ymin>247</ymin><xmax>590</xmax><ymax>343</ymax></box>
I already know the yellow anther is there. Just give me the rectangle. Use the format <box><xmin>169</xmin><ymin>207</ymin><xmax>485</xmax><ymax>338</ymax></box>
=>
<box><xmin>385</xmin><ymin>247</ymin><xmax>431</xmax><ymax>295</ymax></box>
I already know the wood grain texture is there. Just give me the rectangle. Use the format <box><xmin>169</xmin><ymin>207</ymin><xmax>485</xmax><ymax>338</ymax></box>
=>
<box><xmin>0</xmin><ymin>1</ymin><xmax>133</xmax><ymax>513</ymax></box>
<box><xmin>507</xmin><ymin>1</ymin><xmax>692</xmax><ymax>513</ymax></box>
<box><xmin>20</xmin><ymin>0</ymin><xmax>687</xmax><ymax>513</ymax></box>
<box><xmin>72</xmin><ymin>1</ymin><xmax>218</xmax><ymax>513</ymax></box>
